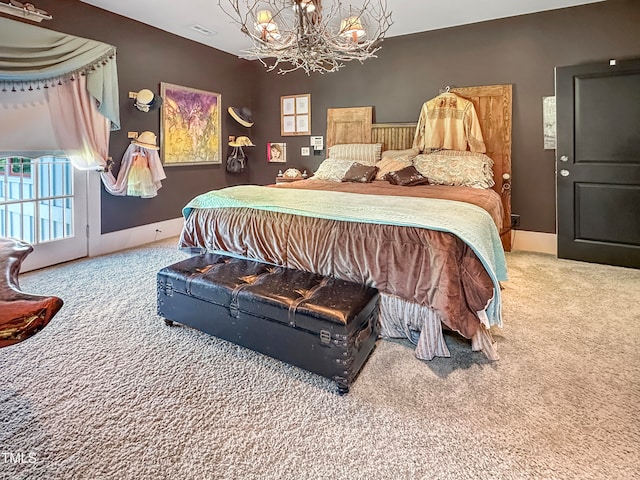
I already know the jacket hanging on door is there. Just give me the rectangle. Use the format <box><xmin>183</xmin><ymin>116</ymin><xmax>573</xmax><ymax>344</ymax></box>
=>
<box><xmin>412</xmin><ymin>92</ymin><xmax>486</xmax><ymax>153</ymax></box>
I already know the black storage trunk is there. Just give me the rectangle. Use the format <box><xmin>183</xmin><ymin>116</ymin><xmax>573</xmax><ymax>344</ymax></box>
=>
<box><xmin>157</xmin><ymin>253</ymin><xmax>380</xmax><ymax>393</ymax></box>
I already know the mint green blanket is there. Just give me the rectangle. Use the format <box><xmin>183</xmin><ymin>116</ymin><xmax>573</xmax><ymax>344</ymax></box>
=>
<box><xmin>183</xmin><ymin>185</ymin><xmax>507</xmax><ymax>326</ymax></box>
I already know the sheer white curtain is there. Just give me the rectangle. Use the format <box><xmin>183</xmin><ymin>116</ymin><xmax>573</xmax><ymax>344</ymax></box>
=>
<box><xmin>0</xmin><ymin>87</ymin><xmax>61</xmax><ymax>157</ymax></box>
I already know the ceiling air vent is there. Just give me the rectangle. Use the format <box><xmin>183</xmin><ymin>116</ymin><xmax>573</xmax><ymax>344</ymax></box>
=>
<box><xmin>190</xmin><ymin>24</ymin><xmax>217</xmax><ymax>36</ymax></box>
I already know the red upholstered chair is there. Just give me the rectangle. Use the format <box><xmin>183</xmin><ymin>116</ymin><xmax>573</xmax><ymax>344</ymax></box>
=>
<box><xmin>0</xmin><ymin>237</ymin><xmax>63</xmax><ymax>348</ymax></box>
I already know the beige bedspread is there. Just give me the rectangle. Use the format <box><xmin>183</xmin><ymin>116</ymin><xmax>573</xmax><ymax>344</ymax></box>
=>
<box><xmin>179</xmin><ymin>181</ymin><xmax>503</xmax><ymax>340</ymax></box>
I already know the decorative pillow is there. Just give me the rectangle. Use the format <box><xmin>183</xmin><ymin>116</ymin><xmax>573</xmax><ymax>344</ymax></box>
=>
<box><xmin>311</xmin><ymin>158</ymin><xmax>356</xmax><ymax>182</ymax></box>
<box><xmin>413</xmin><ymin>150</ymin><xmax>495</xmax><ymax>189</ymax></box>
<box><xmin>328</xmin><ymin>143</ymin><xmax>382</xmax><ymax>166</ymax></box>
<box><xmin>381</xmin><ymin>147</ymin><xmax>420</xmax><ymax>160</ymax></box>
<box><xmin>342</xmin><ymin>163</ymin><xmax>379</xmax><ymax>183</ymax></box>
<box><xmin>386</xmin><ymin>166</ymin><xmax>430</xmax><ymax>186</ymax></box>
<box><xmin>374</xmin><ymin>156</ymin><xmax>413</xmax><ymax>180</ymax></box>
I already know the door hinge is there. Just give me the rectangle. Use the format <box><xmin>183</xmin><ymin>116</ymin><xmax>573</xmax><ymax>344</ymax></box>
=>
<box><xmin>86</xmin><ymin>224</ymin><xmax>90</xmax><ymax>238</ymax></box>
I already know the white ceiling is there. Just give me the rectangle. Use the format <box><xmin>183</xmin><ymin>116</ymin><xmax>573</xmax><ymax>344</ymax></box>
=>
<box><xmin>79</xmin><ymin>0</ymin><xmax>604</xmax><ymax>57</ymax></box>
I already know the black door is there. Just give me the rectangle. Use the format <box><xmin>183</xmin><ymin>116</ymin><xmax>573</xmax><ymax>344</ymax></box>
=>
<box><xmin>555</xmin><ymin>58</ymin><xmax>640</xmax><ymax>269</ymax></box>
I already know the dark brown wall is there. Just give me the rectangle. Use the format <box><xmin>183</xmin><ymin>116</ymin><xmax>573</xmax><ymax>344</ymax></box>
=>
<box><xmin>7</xmin><ymin>1</ymin><xmax>640</xmax><ymax>235</ymax></box>
<box><xmin>30</xmin><ymin>0</ymin><xmax>258</xmax><ymax>233</ymax></box>
<box><xmin>250</xmin><ymin>0</ymin><xmax>640</xmax><ymax>233</ymax></box>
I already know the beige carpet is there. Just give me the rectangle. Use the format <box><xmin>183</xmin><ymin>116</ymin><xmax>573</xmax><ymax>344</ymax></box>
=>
<box><xmin>1</xmin><ymin>239</ymin><xmax>638</xmax><ymax>480</ymax></box>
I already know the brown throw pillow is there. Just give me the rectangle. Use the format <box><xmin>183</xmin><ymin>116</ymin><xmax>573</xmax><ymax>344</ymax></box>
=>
<box><xmin>386</xmin><ymin>166</ymin><xmax>430</xmax><ymax>186</ymax></box>
<box><xmin>342</xmin><ymin>163</ymin><xmax>379</xmax><ymax>183</ymax></box>
<box><xmin>374</xmin><ymin>156</ymin><xmax>413</xmax><ymax>180</ymax></box>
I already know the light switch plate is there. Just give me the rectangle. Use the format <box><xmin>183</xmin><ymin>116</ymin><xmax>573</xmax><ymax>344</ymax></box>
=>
<box><xmin>301</xmin><ymin>147</ymin><xmax>310</xmax><ymax>156</ymax></box>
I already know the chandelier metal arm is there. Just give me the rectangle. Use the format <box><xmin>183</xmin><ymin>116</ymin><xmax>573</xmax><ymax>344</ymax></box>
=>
<box><xmin>218</xmin><ymin>0</ymin><xmax>393</xmax><ymax>75</ymax></box>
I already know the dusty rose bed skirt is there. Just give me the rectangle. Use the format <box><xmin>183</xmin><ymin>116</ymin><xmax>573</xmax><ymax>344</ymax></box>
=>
<box><xmin>179</xmin><ymin>183</ymin><xmax>502</xmax><ymax>360</ymax></box>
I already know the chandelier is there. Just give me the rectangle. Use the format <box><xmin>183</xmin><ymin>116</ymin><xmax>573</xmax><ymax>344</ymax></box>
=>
<box><xmin>218</xmin><ymin>0</ymin><xmax>393</xmax><ymax>74</ymax></box>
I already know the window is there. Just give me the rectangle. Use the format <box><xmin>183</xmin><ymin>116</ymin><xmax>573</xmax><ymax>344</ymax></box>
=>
<box><xmin>0</xmin><ymin>156</ymin><xmax>74</xmax><ymax>244</ymax></box>
<box><xmin>0</xmin><ymin>157</ymin><xmax>32</xmax><ymax>177</ymax></box>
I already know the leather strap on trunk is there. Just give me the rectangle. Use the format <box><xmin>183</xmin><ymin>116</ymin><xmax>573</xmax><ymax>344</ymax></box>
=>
<box><xmin>287</xmin><ymin>276</ymin><xmax>331</xmax><ymax>327</ymax></box>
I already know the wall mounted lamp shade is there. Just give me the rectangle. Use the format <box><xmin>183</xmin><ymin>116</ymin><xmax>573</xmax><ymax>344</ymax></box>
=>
<box><xmin>218</xmin><ymin>0</ymin><xmax>393</xmax><ymax>74</ymax></box>
<box><xmin>133</xmin><ymin>89</ymin><xmax>162</xmax><ymax>112</ymax></box>
<box><xmin>228</xmin><ymin>106</ymin><xmax>254</xmax><ymax>127</ymax></box>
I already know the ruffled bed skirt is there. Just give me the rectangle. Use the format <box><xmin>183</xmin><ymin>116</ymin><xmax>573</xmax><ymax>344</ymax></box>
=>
<box><xmin>378</xmin><ymin>294</ymin><xmax>499</xmax><ymax>361</ymax></box>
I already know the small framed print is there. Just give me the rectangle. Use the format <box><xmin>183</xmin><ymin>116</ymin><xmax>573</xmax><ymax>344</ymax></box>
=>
<box><xmin>296</xmin><ymin>95</ymin><xmax>309</xmax><ymax>114</ymax></box>
<box><xmin>282</xmin><ymin>97</ymin><xmax>295</xmax><ymax>115</ymax></box>
<box><xmin>543</xmin><ymin>96</ymin><xmax>556</xmax><ymax>150</ymax></box>
<box><xmin>296</xmin><ymin>115</ymin><xmax>309</xmax><ymax>133</ymax></box>
<box><xmin>283</xmin><ymin>116</ymin><xmax>296</xmax><ymax>134</ymax></box>
<box><xmin>267</xmin><ymin>142</ymin><xmax>286</xmax><ymax>163</ymax></box>
<box><xmin>281</xmin><ymin>94</ymin><xmax>311</xmax><ymax>136</ymax></box>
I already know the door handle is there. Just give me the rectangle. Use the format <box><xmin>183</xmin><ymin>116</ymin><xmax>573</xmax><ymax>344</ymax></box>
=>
<box><xmin>560</xmin><ymin>155</ymin><xmax>569</xmax><ymax>162</ymax></box>
<box><xmin>560</xmin><ymin>169</ymin><xmax>570</xmax><ymax>177</ymax></box>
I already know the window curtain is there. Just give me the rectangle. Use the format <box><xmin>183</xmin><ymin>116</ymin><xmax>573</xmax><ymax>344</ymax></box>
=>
<box><xmin>0</xmin><ymin>16</ymin><xmax>120</xmax><ymax>184</ymax></box>
<box><xmin>0</xmin><ymin>16</ymin><xmax>119</xmax><ymax>130</ymax></box>
<box><xmin>47</xmin><ymin>75</ymin><xmax>127</xmax><ymax>193</ymax></box>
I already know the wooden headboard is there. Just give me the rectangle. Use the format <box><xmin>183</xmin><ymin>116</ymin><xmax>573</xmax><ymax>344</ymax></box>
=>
<box><xmin>326</xmin><ymin>84</ymin><xmax>513</xmax><ymax>251</ymax></box>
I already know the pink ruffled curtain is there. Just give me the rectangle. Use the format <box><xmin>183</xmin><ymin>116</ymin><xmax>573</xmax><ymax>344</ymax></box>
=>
<box><xmin>47</xmin><ymin>76</ymin><xmax>109</xmax><ymax>169</ymax></box>
<box><xmin>46</xmin><ymin>77</ymin><xmax>134</xmax><ymax>195</ymax></box>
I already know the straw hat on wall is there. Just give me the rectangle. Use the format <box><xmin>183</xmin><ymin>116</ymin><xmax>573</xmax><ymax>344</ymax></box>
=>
<box><xmin>132</xmin><ymin>131</ymin><xmax>159</xmax><ymax>150</ymax></box>
<box><xmin>228</xmin><ymin>136</ymin><xmax>255</xmax><ymax>147</ymax></box>
<box><xmin>228</xmin><ymin>107</ymin><xmax>254</xmax><ymax>127</ymax></box>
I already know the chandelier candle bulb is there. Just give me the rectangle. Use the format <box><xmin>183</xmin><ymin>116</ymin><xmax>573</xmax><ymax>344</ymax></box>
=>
<box><xmin>340</xmin><ymin>16</ymin><xmax>366</xmax><ymax>41</ymax></box>
<box><xmin>255</xmin><ymin>9</ymin><xmax>275</xmax><ymax>29</ymax></box>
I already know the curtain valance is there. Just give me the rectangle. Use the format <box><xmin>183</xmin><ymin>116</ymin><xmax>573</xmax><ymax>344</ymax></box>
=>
<box><xmin>0</xmin><ymin>16</ymin><xmax>120</xmax><ymax>130</ymax></box>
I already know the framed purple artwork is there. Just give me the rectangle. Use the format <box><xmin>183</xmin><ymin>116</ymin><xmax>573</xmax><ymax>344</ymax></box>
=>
<box><xmin>160</xmin><ymin>82</ymin><xmax>222</xmax><ymax>166</ymax></box>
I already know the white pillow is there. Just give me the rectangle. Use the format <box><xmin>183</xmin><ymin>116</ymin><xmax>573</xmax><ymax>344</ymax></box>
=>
<box><xmin>328</xmin><ymin>143</ymin><xmax>382</xmax><ymax>166</ymax></box>
<box><xmin>311</xmin><ymin>158</ymin><xmax>357</xmax><ymax>182</ymax></box>
<box><xmin>414</xmin><ymin>151</ymin><xmax>495</xmax><ymax>189</ymax></box>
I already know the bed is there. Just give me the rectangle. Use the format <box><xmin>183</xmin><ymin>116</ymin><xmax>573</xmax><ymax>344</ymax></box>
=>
<box><xmin>179</xmin><ymin>84</ymin><xmax>513</xmax><ymax>361</ymax></box>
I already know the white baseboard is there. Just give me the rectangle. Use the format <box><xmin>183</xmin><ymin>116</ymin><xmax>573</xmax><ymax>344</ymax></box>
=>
<box><xmin>89</xmin><ymin>217</ymin><xmax>184</xmax><ymax>257</ymax></box>
<box><xmin>511</xmin><ymin>230</ymin><xmax>557</xmax><ymax>255</ymax></box>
